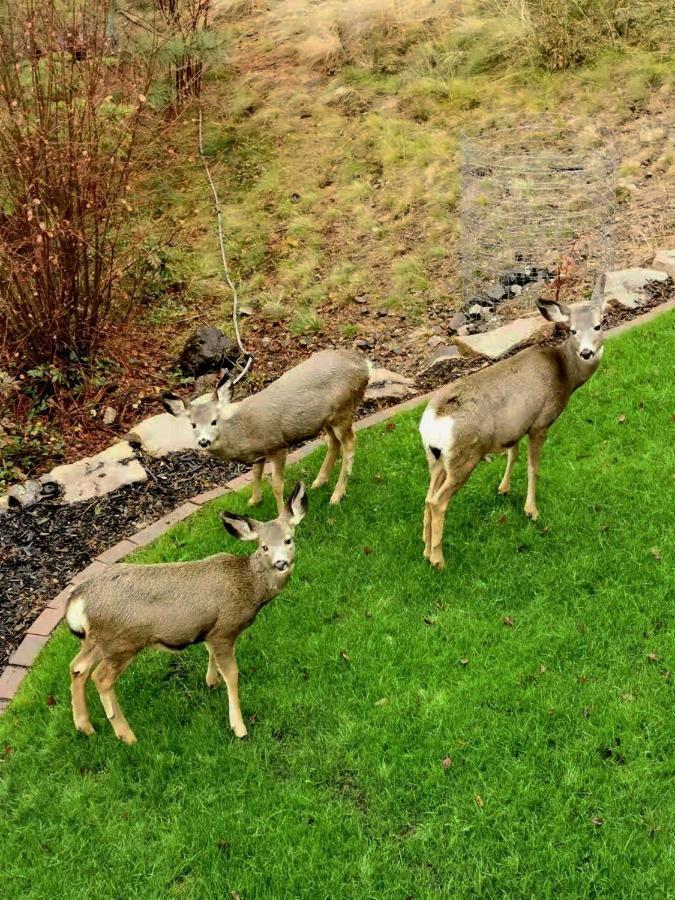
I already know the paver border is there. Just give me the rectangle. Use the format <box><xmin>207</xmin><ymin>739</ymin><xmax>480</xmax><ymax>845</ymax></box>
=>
<box><xmin>1</xmin><ymin>298</ymin><xmax>673</xmax><ymax>711</ymax></box>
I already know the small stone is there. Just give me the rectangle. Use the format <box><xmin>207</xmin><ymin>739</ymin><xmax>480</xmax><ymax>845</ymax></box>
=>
<box><xmin>456</xmin><ymin>325</ymin><xmax>472</xmax><ymax>337</ymax></box>
<box><xmin>43</xmin><ymin>445</ymin><xmax>147</xmax><ymax>503</ymax></box>
<box><xmin>238</xmin><ymin>304</ymin><xmax>254</xmax><ymax>317</ymax></box>
<box><xmin>7</xmin><ymin>479</ymin><xmax>43</xmax><ymax>509</ymax></box>
<box><xmin>427</xmin><ymin>335</ymin><xmax>444</xmax><ymax>349</ymax></box>
<box><xmin>510</xmin><ymin>284</ymin><xmax>523</xmax><ymax>296</ymax></box>
<box><xmin>354</xmin><ymin>295</ymin><xmax>368</xmax><ymax>305</ymax></box>
<box><xmin>102</xmin><ymin>406</ymin><xmax>117</xmax><ymax>426</ymax></box>
<box><xmin>467</xmin><ymin>303</ymin><xmax>483</xmax><ymax>320</ymax></box>
<box><xmin>485</xmin><ymin>283</ymin><xmax>506</xmax><ymax>301</ymax></box>
<box><xmin>448</xmin><ymin>312</ymin><xmax>467</xmax><ymax>333</ymax></box>
<box><xmin>420</xmin><ymin>345</ymin><xmax>461</xmax><ymax>376</ymax></box>
<box><xmin>355</xmin><ymin>339</ymin><xmax>370</xmax><ymax>349</ymax></box>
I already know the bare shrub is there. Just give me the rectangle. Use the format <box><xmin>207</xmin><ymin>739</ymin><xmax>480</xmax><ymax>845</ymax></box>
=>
<box><xmin>154</xmin><ymin>0</ymin><xmax>215</xmax><ymax>108</ymax></box>
<box><xmin>0</xmin><ymin>0</ymin><xmax>157</xmax><ymax>370</ymax></box>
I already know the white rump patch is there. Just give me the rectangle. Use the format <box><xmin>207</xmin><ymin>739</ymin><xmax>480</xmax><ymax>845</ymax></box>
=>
<box><xmin>419</xmin><ymin>406</ymin><xmax>455</xmax><ymax>458</ymax></box>
<box><xmin>66</xmin><ymin>596</ymin><xmax>89</xmax><ymax>636</ymax></box>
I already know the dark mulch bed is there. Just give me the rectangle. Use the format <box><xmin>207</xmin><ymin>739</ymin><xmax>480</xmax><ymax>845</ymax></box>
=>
<box><xmin>0</xmin><ymin>282</ymin><xmax>672</xmax><ymax>678</ymax></box>
<box><xmin>0</xmin><ymin>452</ymin><xmax>243</xmax><ymax>673</ymax></box>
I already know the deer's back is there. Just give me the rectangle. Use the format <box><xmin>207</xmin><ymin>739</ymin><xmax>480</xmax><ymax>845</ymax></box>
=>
<box><xmin>431</xmin><ymin>346</ymin><xmax>571</xmax><ymax>453</ymax></box>
<box><xmin>222</xmin><ymin>350</ymin><xmax>369</xmax><ymax>459</ymax></box>
<box><xmin>77</xmin><ymin>555</ymin><xmax>257</xmax><ymax>649</ymax></box>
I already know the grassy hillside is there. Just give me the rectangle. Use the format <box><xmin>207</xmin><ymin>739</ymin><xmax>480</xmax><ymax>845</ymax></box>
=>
<box><xmin>139</xmin><ymin>0</ymin><xmax>675</xmax><ymax>351</ymax></box>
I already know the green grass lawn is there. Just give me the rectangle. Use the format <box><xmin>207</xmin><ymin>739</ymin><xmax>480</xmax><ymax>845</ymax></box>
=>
<box><xmin>1</xmin><ymin>314</ymin><xmax>673</xmax><ymax>899</ymax></box>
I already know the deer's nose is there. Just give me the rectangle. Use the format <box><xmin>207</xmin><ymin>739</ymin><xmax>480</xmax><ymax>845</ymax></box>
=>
<box><xmin>198</xmin><ymin>438</ymin><xmax>211</xmax><ymax>448</ymax></box>
<box><xmin>274</xmin><ymin>560</ymin><xmax>289</xmax><ymax>572</ymax></box>
<box><xmin>580</xmin><ymin>348</ymin><xmax>594</xmax><ymax>360</ymax></box>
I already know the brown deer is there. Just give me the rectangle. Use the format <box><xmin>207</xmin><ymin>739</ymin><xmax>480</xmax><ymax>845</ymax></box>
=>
<box><xmin>66</xmin><ymin>483</ymin><xmax>308</xmax><ymax>745</ymax></box>
<box><xmin>419</xmin><ymin>276</ymin><xmax>607</xmax><ymax>570</ymax></box>
<box><xmin>163</xmin><ymin>349</ymin><xmax>370</xmax><ymax>511</ymax></box>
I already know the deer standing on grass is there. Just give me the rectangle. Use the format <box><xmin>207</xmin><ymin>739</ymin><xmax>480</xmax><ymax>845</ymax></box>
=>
<box><xmin>419</xmin><ymin>275</ymin><xmax>607</xmax><ymax>570</ymax></box>
<box><xmin>163</xmin><ymin>349</ymin><xmax>370</xmax><ymax>511</ymax></box>
<box><xmin>66</xmin><ymin>483</ymin><xmax>307</xmax><ymax>745</ymax></box>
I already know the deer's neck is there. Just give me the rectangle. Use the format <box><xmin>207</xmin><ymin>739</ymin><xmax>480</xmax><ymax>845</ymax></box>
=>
<box><xmin>559</xmin><ymin>339</ymin><xmax>601</xmax><ymax>392</ymax></box>
<box><xmin>249</xmin><ymin>553</ymin><xmax>292</xmax><ymax>606</ymax></box>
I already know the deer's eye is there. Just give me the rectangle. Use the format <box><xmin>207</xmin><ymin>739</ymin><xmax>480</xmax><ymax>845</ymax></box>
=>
<box><xmin>191</xmin><ymin>423</ymin><xmax>196</xmax><ymax>429</ymax></box>
<box><xmin>593</xmin><ymin>325</ymin><xmax>601</xmax><ymax>331</ymax></box>
<box><xmin>262</xmin><ymin>545</ymin><xmax>268</xmax><ymax>551</ymax></box>
<box><xmin>571</xmin><ymin>329</ymin><xmax>577</xmax><ymax>335</ymax></box>
<box><xmin>284</xmin><ymin>538</ymin><xmax>292</xmax><ymax>545</ymax></box>
<box><xmin>211</xmin><ymin>419</ymin><xmax>217</xmax><ymax>426</ymax></box>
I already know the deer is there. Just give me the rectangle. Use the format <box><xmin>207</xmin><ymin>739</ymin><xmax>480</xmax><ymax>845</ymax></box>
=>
<box><xmin>163</xmin><ymin>349</ymin><xmax>370</xmax><ymax>512</ymax></box>
<box><xmin>419</xmin><ymin>275</ymin><xmax>607</xmax><ymax>570</ymax></box>
<box><xmin>65</xmin><ymin>482</ymin><xmax>308</xmax><ymax>745</ymax></box>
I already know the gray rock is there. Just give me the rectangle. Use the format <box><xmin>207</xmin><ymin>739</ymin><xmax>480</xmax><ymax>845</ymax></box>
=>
<box><xmin>455</xmin><ymin>316</ymin><xmax>554</xmax><ymax>360</ymax></box>
<box><xmin>604</xmin><ymin>268</ymin><xmax>669</xmax><ymax>309</ymax></box>
<box><xmin>126</xmin><ymin>411</ymin><xmax>199</xmax><ymax>458</ymax></box>
<box><xmin>365</xmin><ymin>368</ymin><xmax>417</xmax><ymax>401</ymax></box>
<box><xmin>652</xmin><ymin>249</ymin><xmax>675</xmax><ymax>279</ymax></box>
<box><xmin>427</xmin><ymin>335</ymin><xmax>445</xmax><ymax>349</ymax></box>
<box><xmin>485</xmin><ymin>283</ymin><xmax>506</xmax><ymax>301</ymax></box>
<box><xmin>42</xmin><ymin>442</ymin><xmax>147</xmax><ymax>504</ymax></box>
<box><xmin>421</xmin><ymin>345</ymin><xmax>461</xmax><ymax>375</ymax></box>
<box><xmin>179</xmin><ymin>326</ymin><xmax>237</xmax><ymax>377</ymax></box>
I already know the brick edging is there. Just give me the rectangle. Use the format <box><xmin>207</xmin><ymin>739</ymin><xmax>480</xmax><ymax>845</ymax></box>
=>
<box><xmin>1</xmin><ymin>299</ymin><xmax>673</xmax><ymax>710</ymax></box>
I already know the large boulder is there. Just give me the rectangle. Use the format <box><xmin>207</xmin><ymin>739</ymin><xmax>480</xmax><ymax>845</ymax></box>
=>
<box><xmin>179</xmin><ymin>326</ymin><xmax>238</xmax><ymax>377</ymax></box>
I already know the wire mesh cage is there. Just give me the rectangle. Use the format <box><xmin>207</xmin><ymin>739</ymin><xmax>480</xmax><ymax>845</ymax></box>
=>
<box><xmin>459</xmin><ymin>124</ymin><xmax>617</xmax><ymax>313</ymax></box>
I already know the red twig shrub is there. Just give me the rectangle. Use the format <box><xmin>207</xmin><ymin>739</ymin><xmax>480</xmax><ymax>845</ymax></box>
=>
<box><xmin>0</xmin><ymin>0</ymin><xmax>156</xmax><ymax>370</ymax></box>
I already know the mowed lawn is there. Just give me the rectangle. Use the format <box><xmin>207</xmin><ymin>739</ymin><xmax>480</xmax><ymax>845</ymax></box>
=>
<box><xmin>1</xmin><ymin>314</ymin><xmax>673</xmax><ymax>899</ymax></box>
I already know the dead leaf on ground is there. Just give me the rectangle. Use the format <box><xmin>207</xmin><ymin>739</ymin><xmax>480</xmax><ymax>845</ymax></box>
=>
<box><xmin>548</xmin><ymin>708</ymin><xmax>556</xmax><ymax>716</ymax></box>
<box><xmin>363</xmin><ymin>546</ymin><xmax>373</xmax><ymax>555</ymax></box>
<box><xmin>385</xmin><ymin>421</ymin><xmax>396</xmax><ymax>432</ymax></box>
<box><xmin>46</xmin><ymin>695</ymin><xmax>56</xmax><ymax>706</ymax></box>
<box><xmin>474</xmin><ymin>794</ymin><xmax>485</xmax><ymax>809</ymax></box>
<box><xmin>617</xmin><ymin>413</ymin><xmax>626</xmax><ymax>423</ymax></box>
<box><xmin>503</xmin><ymin>615</ymin><xmax>514</xmax><ymax>627</ymax></box>
<box><xmin>375</xmin><ymin>697</ymin><xmax>389</xmax><ymax>707</ymax></box>
<box><xmin>424</xmin><ymin>616</ymin><xmax>437</xmax><ymax>626</ymax></box>
<box><xmin>340</xmin><ymin>651</ymin><xmax>350</xmax><ymax>663</ymax></box>
<box><xmin>374</xmin><ymin>473</ymin><xmax>384</xmax><ymax>482</ymax></box>
<box><xmin>649</xmin><ymin>547</ymin><xmax>662</xmax><ymax>560</ymax></box>
<box><xmin>442</xmin><ymin>756</ymin><xmax>452</xmax><ymax>770</ymax></box>
<box><xmin>621</xmin><ymin>692</ymin><xmax>635</xmax><ymax>702</ymax></box>
<box><xmin>647</xmin><ymin>651</ymin><xmax>660</xmax><ymax>663</ymax></box>
<box><xmin>496</xmin><ymin>514</ymin><xmax>508</xmax><ymax>525</ymax></box>
<box><xmin>591</xmin><ymin>816</ymin><xmax>604</xmax><ymax>827</ymax></box>
<box><xmin>578</xmin><ymin>675</ymin><xmax>589</xmax><ymax>684</ymax></box>
<box><xmin>539</xmin><ymin>665</ymin><xmax>547</xmax><ymax>674</ymax></box>
<box><xmin>459</xmin><ymin>658</ymin><xmax>469</xmax><ymax>667</ymax></box>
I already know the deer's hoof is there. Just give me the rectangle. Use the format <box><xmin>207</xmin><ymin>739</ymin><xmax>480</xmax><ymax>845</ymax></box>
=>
<box><xmin>206</xmin><ymin>674</ymin><xmax>220</xmax><ymax>688</ymax></box>
<box><xmin>120</xmin><ymin>729</ymin><xmax>138</xmax><ymax>746</ymax></box>
<box><xmin>497</xmin><ymin>483</ymin><xmax>509</xmax><ymax>495</ymax></box>
<box><xmin>430</xmin><ymin>556</ymin><xmax>446</xmax><ymax>571</ymax></box>
<box><xmin>233</xmin><ymin>724</ymin><xmax>248</xmax><ymax>739</ymax></box>
<box><xmin>329</xmin><ymin>494</ymin><xmax>344</xmax><ymax>505</ymax></box>
<box><xmin>76</xmin><ymin>721</ymin><xmax>96</xmax><ymax>737</ymax></box>
<box><xmin>310</xmin><ymin>476</ymin><xmax>326</xmax><ymax>490</ymax></box>
<box><xmin>524</xmin><ymin>506</ymin><xmax>539</xmax><ymax>521</ymax></box>
<box><xmin>248</xmin><ymin>495</ymin><xmax>262</xmax><ymax>507</ymax></box>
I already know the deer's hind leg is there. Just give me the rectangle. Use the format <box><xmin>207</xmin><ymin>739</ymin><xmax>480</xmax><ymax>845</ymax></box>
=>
<box><xmin>205</xmin><ymin>644</ymin><xmax>220</xmax><ymax>687</ymax></box>
<box><xmin>92</xmin><ymin>654</ymin><xmax>137</xmax><ymax>745</ymax></box>
<box><xmin>311</xmin><ymin>426</ymin><xmax>340</xmax><ymax>490</ymax></box>
<box><xmin>498</xmin><ymin>443</ymin><xmax>520</xmax><ymax>495</ymax></box>
<box><xmin>423</xmin><ymin>451</ymin><xmax>446</xmax><ymax>560</ymax></box>
<box><xmin>269</xmin><ymin>449</ymin><xmax>288</xmax><ymax>514</ymax></box>
<box><xmin>70</xmin><ymin>641</ymin><xmax>103</xmax><ymax>736</ymax></box>
<box><xmin>427</xmin><ymin>455</ymin><xmax>479</xmax><ymax>571</ymax></box>
<box><xmin>248</xmin><ymin>460</ymin><xmax>265</xmax><ymax>507</ymax></box>
<box><xmin>329</xmin><ymin>418</ymin><xmax>356</xmax><ymax>505</ymax></box>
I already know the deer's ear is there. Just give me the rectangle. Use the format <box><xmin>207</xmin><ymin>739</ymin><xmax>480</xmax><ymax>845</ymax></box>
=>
<box><xmin>592</xmin><ymin>273</ymin><xmax>607</xmax><ymax>312</ymax></box>
<box><xmin>214</xmin><ymin>371</ymin><xmax>233</xmax><ymax>406</ymax></box>
<box><xmin>162</xmin><ymin>393</ymin><xmax>186</xmax><ymax>417</ymax></box>
<box><xmin>219</xmin><ymin>511</ymin><xmax>259</xmax><ymax>542</ymax></box>
<box><xmin>537</xmin><ymin>299</ymin><xmax>570</xmax><ymax>325</ymax></box>
<box><xmin>285</xmin><ymin>481</ymin><xmax>308</xmax><ymax>527</ymax></box>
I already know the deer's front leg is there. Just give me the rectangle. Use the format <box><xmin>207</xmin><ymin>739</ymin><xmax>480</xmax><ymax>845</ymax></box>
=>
<box><xmin>270</xmin><ymin>449</ymin><xmax>288</xmax><ymax>515</ymax></box>
<box><xmin>210</xmin><ymin>641</ymin><xmax>247</xmax><ymax>738</ymax></box>
<box><xmin>498</xmin><ymin>443</ymin><xmax>520</xmax><ymax>494</ymax></box>
<box><xmin>248</xmin><ymin>460</ymin><xmax>265</xmax><ymax>507</ymax></box>
<box><xmin>525</xmin><ymin>429</ymin><xmax>547</xmax><ymax>520</ymax></box>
